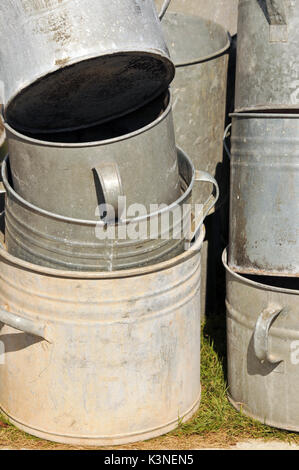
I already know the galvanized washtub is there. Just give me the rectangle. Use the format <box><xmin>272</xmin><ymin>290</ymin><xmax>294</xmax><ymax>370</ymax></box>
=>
<box><xmin>2</xmin><ymin>149</ymin><xmax>219</xmax><ymax>271</ymax></box>
<box><xmin>4</xmin><ymin>91</ymin><xmax>181</xmax><ymax>220</ymax></box>
<box><xmin>0</xmin><ymin>226</ymin><xmax>205</xmax><ymax>446</ymax></box>
<box><xmin>224</xmin><ymin>250</ymin><xmax>299</xmax><ymax>432</ymax></box>
<box><xmin>0</xmin><ymin>0</ymin><xmax>174</xmax><ymax>133</ymax></box>
<box><xmin>229</xmin><ymin>113</ymin><xmax>299</xmax><ymax>277</ymax></box>
<box><xmin>235</xmin><ymin>0</ymin><xmax>299</xmax><ymax>111</ymax></box>
<box><xmin>162</xmin><ymin>12</ymin><xmax>230</xmax><ymax>209</ymax></box>
<box><xmin>162</xmin><ymin>13</ymin><xmax>230</xmax><ymax>317</ymax></box>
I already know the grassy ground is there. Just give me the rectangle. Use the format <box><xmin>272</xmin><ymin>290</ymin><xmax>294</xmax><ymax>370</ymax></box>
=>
<box><xmin>1</xmin><ymin>314</ymin><xmax>299</xmax><ymax>450</ymax></box>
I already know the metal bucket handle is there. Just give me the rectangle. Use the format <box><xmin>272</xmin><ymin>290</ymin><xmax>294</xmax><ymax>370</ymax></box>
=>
<box><xmin>186</xmin><ymin>171</ymin><xmax>219</xmax><ymax>247</ymax></box>
<box><xmin>93</xmin><ymin>162</ymin><xmax>124</xmax><ymax>222</ymax></box>
<box><xmin>0</xmin><ymin>305</ymin><xmax>51</xmax><ymax>343</ymax></box>
<box><xmin>253</xmin><ymin>304</ymin><xmax>284</xmax><ymax>364</ymax></box>
<box><xmin>158</xmin><ymin>0</ymin><xmax>172</xmax><ymax>20</ymax></box>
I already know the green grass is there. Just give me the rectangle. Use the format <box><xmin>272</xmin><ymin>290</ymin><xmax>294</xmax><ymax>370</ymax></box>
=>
<box><xmin>173</xmin><ymin>315</ymin><xmax>299</xmax><ymax>446</ymax></box>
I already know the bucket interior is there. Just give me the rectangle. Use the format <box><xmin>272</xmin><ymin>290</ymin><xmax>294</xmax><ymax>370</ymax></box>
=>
<box><xmin>162</xmin><ymin>12</ymin><xmax>229</xmax><ymax>65</ymax></box>
<box><xmin>5</xmin><ymin>53</ymin><xmax>174</xmax><ymax>134</ymax></box>
<box><xmin>20</xmin><ymin>91</ymin><xmax>170</xmax><ymax>144</ymax></box>
<box><xmin>243</xmin><ymin>273</ymin><xmax>299</xmax><ymax>291</ymax></box>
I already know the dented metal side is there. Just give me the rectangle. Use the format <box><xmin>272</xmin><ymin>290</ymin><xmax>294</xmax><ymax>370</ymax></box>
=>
<box><xmin>0</xmin><ymin>230</ymin><xmax>204</xmax><ymax>446</ymax></box>
<box><xmin>229</xmin><ymin>113</ymin><xmax>299</xmax><ymax>277</ymax></box>
<box><xmin>235</xmin><ymin>0</ymin><xmax>299</xmax><ymax>111</ymax></box>
<box><xmin>224</xmin><ymin>250</ymin><xmax>299</xmax><ymax>432</ymax></box>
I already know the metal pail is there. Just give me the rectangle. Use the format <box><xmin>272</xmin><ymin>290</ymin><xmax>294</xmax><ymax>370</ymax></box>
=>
<box><xmin>2</xmin><ymin>148</ymin><xmax>219</xmax><ymax>271</ymax></box>
<box><xmin>0</xmin><ymin>0</ymin><xmax>174</xmax><ymax>133</ymax></box>
<box><xmin>224</xmin><ymin>249</ymin><xmax>299</xmax><ymax>432</ymax></box>
<box><xmin>5</xmin><ymin>91</ymin><xmax>181</xmax><ymax>220</ymax></box>
<box><xmin>229</xmin><ymin>113</ymin><xmax>299</xmax><ymax>277</ymax></box>
<box><xmin>235</xmin><ymin>0</ymin><xmax>299</xmax><ymax>111</ymax></box>
<box><xmin>0</xmin><ymin>226</ymin><xmax>205</xmax><ymax>446</ymax></box>
<box><xmin>162</xmin><ymin>12</ymin><xmax>230</xmax><ymax>316</ymax></box>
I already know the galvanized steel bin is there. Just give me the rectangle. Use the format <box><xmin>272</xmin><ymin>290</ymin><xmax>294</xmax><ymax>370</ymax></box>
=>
<box><xmin>162</xmin><ymin>12</ymin><xmax>230</xmax><ymax>316</ymax></box>
<box><xmin>229</xmin><ymin>113</ymin><xmax>299</xmax><ymax>277</ymax></box>
<box><xmin>0</xmin><ymin>0</ymin><xmax>174</xmax><ymax>133</ymax></box>
<box><xmin>235</xmin><ymin>0</ymin><xmax>299</xmax><ymax>111</ymax></box>
<box><xmin>224</xmin><ymin>250</ymin><xmax>299</xmax><ymax>432</ymax></box>
<box><xmin>2</xmin><ymin>149</ymin><xmax>219</xmax><ymax>271</ymax></box>
<box><xmin>0</xmin><ymin>228</ymin><xmax>205</xmax><ymax>446</ymax></box>
<box><xmin>4</xmin><ymin>91</ymin><xmax>181</xmax><ymax>220</ymax></box>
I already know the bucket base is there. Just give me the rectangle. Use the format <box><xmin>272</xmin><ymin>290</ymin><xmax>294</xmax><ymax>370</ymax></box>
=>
<box><xmin>228</xmin><ymin>394</ymin><xmax>299</xmax><ymax>433</ymax></box>
<box><xmin>0</xmin><ymin>393</ymin><xmax>201</xmax><ymax>447</ymax></box>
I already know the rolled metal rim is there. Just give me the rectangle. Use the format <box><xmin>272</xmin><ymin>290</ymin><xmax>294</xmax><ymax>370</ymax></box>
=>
<box><xmin>230</xmin><ymin>112</ymin><xmax>299</xmax><ymax>119</ymax></box>
<box><xmin>3</xmin><ymin>90</ymin><xmax>173</xmax><ymax>148</ymax></box>
<box><xmin>1</xmin><ymin>146</ymin><xmax>195</xmax><ymax>226</ymax></box>
<box><xmin>223</xmin><ymin>249</ymin><xmax>299</xmax><ymax>295</ymax></box>
<box><xmin>163</xmin><ymin>12</ymin><xmax>230</xmax><ymax>67</ymax></box>
<box><xmin>0</xmin><ymin>224</ymin><xmax>205</xmax><ymax>280</ymax></box>
<box><xmin>4</xmin><ymin>49</ymin><xmax>175</xmax><ymax>134</ymax></box>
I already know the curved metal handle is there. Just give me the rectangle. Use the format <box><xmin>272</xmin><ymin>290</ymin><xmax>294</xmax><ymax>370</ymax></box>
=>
<box><xmin>266</xmin><ymin>0</ymin><xmax>287</xmax><ymax>25</ymax></box>
<box><xmin>253</xmin><ymin>304</ymin><xmax>283</xmax><ymax>364</ymax></box>
<box><xmin>93</xmin><ymin>162</ymin><xmax>124</xmax><ymax>222</ymax></box>
<box><xmin>223</xmin><ymin>123</ymin><xmax>232</xmax><ymax>160</ymax></box>
<box><xmin>0</xmin><ymin>305</ymin><xmax>50</xmax><ymax>342</ymax></box>
<box><xmin>159</xmin><ymin>0</ymin><xmax>171</xmax><ymax>20</ymax></box>
<box><xmin>187</xmin><ymin>171</ymin><xmax>220</xmax><ymax>244</ymax></box>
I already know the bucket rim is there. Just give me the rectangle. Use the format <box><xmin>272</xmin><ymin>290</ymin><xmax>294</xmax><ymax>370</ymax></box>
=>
<box><xmin>230</xmin><ymin>112</ymin><xmax>299</xmax><ymax>119</ymax></box>
<box><xmin>162</xmin><ymin>12</ymin><xmax>231</xmax><ymax>67</ymax></box>
<box><xmin>223</xmin><ymin>249</ymin><xmax>299</xmax><ymax>295</ymax></box>
<box><xmin>0</xmin><ymin>226</ymin><xmax>205</xmax><ymax>279</ymax></box>
<box><xmin>3</xmin><ymin>89</ymin><xmax>173</xmax><ymax>148</ymax></box>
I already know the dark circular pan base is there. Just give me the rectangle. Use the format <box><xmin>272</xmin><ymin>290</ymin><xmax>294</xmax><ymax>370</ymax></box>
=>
<box><xmin>5</xmin><ymin>52</ymin><xmax>174</xmax><ymax>134</ymax></box>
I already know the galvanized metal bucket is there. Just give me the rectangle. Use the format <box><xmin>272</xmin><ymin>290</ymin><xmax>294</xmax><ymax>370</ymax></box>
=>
<box><xmin>2</xmin><ymin>148</ymin><xmax>219</xmax><ymax>271</ymax></box>
<box><xmin>5</xmin><ymin>91</ymin><xmax>181</xmax><ymax>220</ymax></box>
<box><xmin>0</xmin><ymin>0</ymin><xmax>174</xmax><ymax>133</ymax></box>
<box><xmin>162</xmin><ymin>12</ymin><xmax>230</xmax><ymax>209</ymax></box>
<box><xmin>229</xmin><ymin>113</ymin><xmax>299</xmax><ymax>277</ymax></box>
<box><xmin>235</xmin><ymin>0</ymin><xmax>299</xmax><ymax>111</ymax></box>
<box><xmin>224</xmin><ymin>250</ymin><xmax>299</xmax><ymax>432</ymax></box>
<box><xmin>162</xmin><ymin>13</ymin><xmax>230</xmax><ymax>317</ymax></box>
<box><xmin>0</xmin><ymin>226</ymin><xmax>205</xmax><ymax>446</ymax></box>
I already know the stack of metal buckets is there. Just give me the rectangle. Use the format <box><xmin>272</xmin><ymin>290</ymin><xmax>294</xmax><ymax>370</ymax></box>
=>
<box><xmin>226</xmin><ymin>0</ymin><xmax>299</xmax><ymax>432</ymax></box>
<box><xmin>0</xmin><ymin>0</ymin><xmax>223</xmax><ymax>445</ymax></box>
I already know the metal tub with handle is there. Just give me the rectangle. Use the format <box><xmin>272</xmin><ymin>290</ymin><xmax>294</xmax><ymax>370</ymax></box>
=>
<box><xmin>2</xmin><ymin>148</ymin><xmax>219</xmax><ymax>271</ymax></box>
<box><xmin>229</xmin><ymin>112</ymin><xmax>299</xmax><ymax>277</ymax></box>
<box><xmin>0</xmin><ymin>225</ymin><xmax>205</xmax><ymax>445</ymax></box>
<box><xmin>4</xmin><ymin>91</ymin><xmax>181</xmax><ymax>220</ymax></box>
<box><xmin>235</xmin><ymin>0</ymin><xmax>299</xmax><ymax>111</ymax></box>
<box><xmin>224</xmin><ymin>249</ymin><xmax>299</xmax><ymax>431</ymax></box>
<box><xmin>0</xmin><ymin>0</ymin><xmax>174</xmax><ymax>133</ymax></box>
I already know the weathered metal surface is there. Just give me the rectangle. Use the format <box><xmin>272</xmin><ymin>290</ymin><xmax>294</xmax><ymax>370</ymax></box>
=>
<box><xmin>235</xmin><ymin>0</ymin><xmax>299</xmax><ymax>112</ymax></box>
<box><xmin>162</xmin><ymin>12</ymin><xmax>230</xmax><ymax>317</ymax></box>
<box><xmin>3</xmin><ymin>149</ymin><xmax>219</xmax><ymax>271</ymax></box>
<box><xmin>0</xmin><ymin>0</ymin><xmax>174</xmax><ymax>133</ymax></box>
<box><xmin>229</xmin><ymin>113</ymin><xmax>299</xmax><ymax>277</ymax></box>
<box><xmin>155</xmin><ymin>0</ymin><xmax>238</xmax><ymax>34</ymax></box>
<box><xmin>224</xmin><ymin>250</ymin><xmax>299</xmax><ymax>432</ymax></box>
<box><xmin>5</xmin><ymin>92</ymin><xmax>181</xmax><ymax>220</ymax></box>
<box><xmin>0</xmin><ymin>227</ymin><xmax>204</xmax><ymax>446</ymax></box>
<box><xmin>162</xmin><ymin>13</ymin><xmax>230</xmax><ymax>210</ymax></box>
